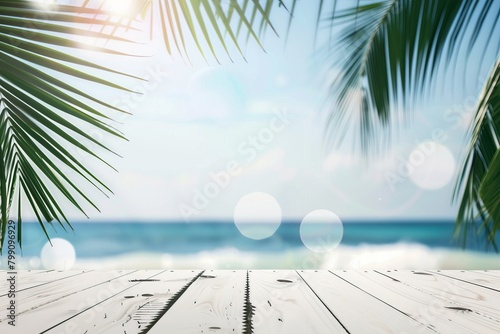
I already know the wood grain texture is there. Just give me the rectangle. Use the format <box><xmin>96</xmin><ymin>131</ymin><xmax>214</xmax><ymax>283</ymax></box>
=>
<box><xmin>431</xmin><ymin>270</ymin><xmax>500</xmax><ymax>291</ymax></box>
<box><xmin>335</xmin><ymin>270</ymin><xmax>500</xmax><ymax>334</ymax></box>
<box><xmin>0</xmin><ymin>270</ymin><xmax>89</xmax><ymax>297</ymax></box>
<box><xmin>147</xmin><ymin>270</ymin><xmax>247</xmax><ymax>334</ymax></box>
<box><xmin>1</xmin><ymin>270</ymin><xmax>500</xmax><ymax>334</ymax></box>
<box><xmin>471</xmin><ymin>270</ymin><xmax>500</xmax><ymax>278</ymax></box>
<box><xmin>300</xmin><ymin>270</ymin><xmax>435</xmax><ymax>333</ymax></box>
<box><xmin>249</xmin><ymin>270</ymin><xmax>347</xmax><ymax>334</ymax></box>
<box><xmin>3</xmin><ymin>270</ymin><xmax>164</xmax><ymax>333</ymax></box>
<box><xmin>11</xmin><ymin>270</ymin><xmax>134</xmax><ymax>315</ymax></box>
<box><xmin>379</xmin><ymin>270</ymin><xmax>500</xmax><ymax>322</ymax></box>
<box><xmin>43</xmin><ymin>270</ymin><xmax>201</xmax><ymax>334</ymax></box>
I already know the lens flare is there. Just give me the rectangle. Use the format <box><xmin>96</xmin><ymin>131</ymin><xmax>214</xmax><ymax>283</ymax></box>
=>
<box><xmin>300</xmin><ymin>210</ymin><xmax>344</xmax><ymax>253</ymax></box>
<box><xmin>41</xmin><ymin>238</ymin><xmax>76</xmax><ymax>270</ymax></box>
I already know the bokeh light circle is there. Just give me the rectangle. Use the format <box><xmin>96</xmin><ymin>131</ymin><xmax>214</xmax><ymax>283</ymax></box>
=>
<box><xmin>300</xmin><ymin>210</ymin><xmax>344</xmax><ymax>253</ymax></box>
<box><xmin>41</xmin><ymin>238</ymin><xmax>76</xmax><ymax>270</ymax></box>
<box><xmin>409</xmin><ymin>142</ymin><xmax>456</xmax><ymax>190</ymax></box>
<box><xmin>234</xmin><ymin>192</ymin><xmax>282</xmax><ymax>240</ymax></box>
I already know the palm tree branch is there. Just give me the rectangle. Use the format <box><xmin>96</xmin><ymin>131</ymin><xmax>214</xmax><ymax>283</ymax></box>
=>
<box><xmin>325</xmin><ymin>0</ymin><xmax>500</xmax><ymax>153</ymax></box>
<box><xmin>0</xmin><ymin>2</ymin><xmax>137</xmax><ymax>251</ymax></box>
<box><xmin>151</xmin><ymin>0</ymin><xmax>288</xmax><ymax>61</ymax></box>
<box><xmin>453</xmin><ymin>57</ymin><xmax>500</xmax><ymax>249</ymax></box>
<box><xmin>358</xmin><ymin>0</ymin><xmax>398</xmax><ymax>79</ymax></box>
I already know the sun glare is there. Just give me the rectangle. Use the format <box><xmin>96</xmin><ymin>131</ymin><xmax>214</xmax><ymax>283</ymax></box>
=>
<box><xmin>103</xmin><ymin>0</ymin><xmax>135</xmax><ymax>17</ymax></box>
<box><xmin>30</xmin><ymin>0</ymin><xmax>57</xmax><ymax>11</ymax></box>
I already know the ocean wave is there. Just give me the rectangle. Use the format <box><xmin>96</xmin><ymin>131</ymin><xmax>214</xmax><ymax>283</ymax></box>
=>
<box><xmin>55</xmin><ymin>242</ymin><xmax>500</xmax><ymax>270</ymax></box>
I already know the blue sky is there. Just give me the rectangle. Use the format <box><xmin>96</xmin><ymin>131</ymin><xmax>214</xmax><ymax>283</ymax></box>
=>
<box><xmin>23</xmin><ymin>0</ymin><xmax>498</xmax><ymax>223</ymax></box>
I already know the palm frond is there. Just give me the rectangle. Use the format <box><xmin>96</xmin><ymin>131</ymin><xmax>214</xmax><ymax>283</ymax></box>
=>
<box><xmin>157</xmin><ymin>0</ymin><xmax>278</xmax><ymax>62</ymax></box>
<box><xmin>323</xmin><ymin>0</ymin><xmax>500</xmax><ymax>153</ymax></box>
<box><xmin>480</xmin><ymin>149</ymin><xmax>500</xmax><ymax>242</ymax></box>
<box><xmin>87</xmin><ymin>0</ymin><xmax>291</xmax><ymax>61</ymax></box>
<box><xmin>137</xmin><ymin>0</ymin><xmax>300</xmax><ymax>62</ymax></box>
<box><xmin>454</xmin><ymin>57</ymin><xmax>500</xmax><ymax>249</ymax></box>
<box><xmin>0</xmin><ymin>1</ymin><xmax>135</xmax><ymax>252</ymax></box>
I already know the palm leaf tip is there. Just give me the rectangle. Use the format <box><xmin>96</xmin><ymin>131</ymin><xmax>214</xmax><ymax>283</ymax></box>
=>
<box><xmin>154</xmin><ymin>0</ymin><xmax>284</xmax><ymax>61</ymax></box>
<box><xmin>453</xmin><ymin>57</ymin><xmax>500</xmax><ymax>249</ymax></box>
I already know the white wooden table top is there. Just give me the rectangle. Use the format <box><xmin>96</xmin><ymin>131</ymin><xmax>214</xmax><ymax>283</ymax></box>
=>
<box><xmin>1</xmin><ymin>270</ymin><xmax>499</xmax><ymax>333</ymax></box>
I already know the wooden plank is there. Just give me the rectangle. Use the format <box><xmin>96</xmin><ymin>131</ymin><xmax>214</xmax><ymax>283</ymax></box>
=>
<box><xmin>17</xmin><ymin>270</ymin><xmax>53</xmax><ymax>276</ymax></box>
<box><xmin>443</xmin><ymin>270</ymin><xmax>500</xmax><ymax>281</ymax></box>
<box><xmin>1</xmin><ymin>270</ymin><xmax>53</xmax><ymax>286</ymax></box>
<box><xmin>431</xmin><ymin>270</ymin><xmax>500</xmax><ymax>291</ymax></box>
<box><xmin>0</xmin><ymin>270</ymin><xmax>48</xmax><ymax>291</ymax></box>
<box><xmin>2</xmin><ymin>270</ymin><xmax>500</xmax><ymax>333</ymax></box>
<box><xmin>378</xmin><ymin>270</ymin><xmax>500</xmax><ymax>321</ymax></box>
<box><xmin>147</xmin><ymin>270</ymin><xmax>246</xmax><ymax>334</ymax></box>
<box><xmin>335</xmin><ymin>270</ymin><xmax>500</xmax><ymax>334</ymax></box>
<box><xmin>248</xmin><ymin>270</ymin><xmax>347</xmax><ymax>333</ymax></box>
<box><xmin>471</xmin><ymin>270</ymin><xmax>500</xmax><ymax>279</ymax></box>
<box><xmin>14</xmin><ymin>270</ymin><xmax>55</xmax><ymax>284</ymax></box>
<box><xmin>43</xmin><ymin>270</ymin><xmax>201</xmax><ymax>334</ymax></box>
<box><xmin>15</xmin><ymin>271</ymin><xmax>134</xmax><ymax>312</ymax></box>
<box><xmin>1</xmin><ymin>270</ymin><xmax>90</xmax><ymax>297</ymax></box>
<box><xmin>299</xmin><ymin>270</ymin><xmax>435</xmax><ymax>333</ymax></box>
<box><xmin>1</xmin><ymin>270</ymin><xmax>165</xmax><ymax>333</ymax></box>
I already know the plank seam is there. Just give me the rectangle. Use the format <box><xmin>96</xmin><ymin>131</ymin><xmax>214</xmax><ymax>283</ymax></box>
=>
<box><xmin>139</xmin><ymin>270</ymin><xmax>205</xmax><ymax>333</ymax></box>
<box><xmin>430</xmin><ymin>271</ymin><xmax>500</xmax><ymax>293</ymax></box>
<box><xmin>328</xmin><ymin>271</ymin><xmax>439</xmax><ymax>333</ymax></box>
<box><xmin>39</xmin><ymin>270</ymin><xmax>161</xmax><ymax>333</ymax></box>
<box><xmin>16</xmin><ymin>270</ymin><xmax>138</xmax><ymax>319</ymax></box>
<box><xmin>373</xmin><ymin>270</ymin><xmax>401</xmax><ymax>282</ymax></box>
<box><xmin>243</xmin><ymin>270</ymin><xmax>254</xmax><ymax>334</ymax></box>
<box><xmin>374</xmin><ymin>270</ymin><xmax>500</xmax><ymax>324</ymax></box>
<box><xmin>0</xmin><ymin>270</ymin><xmax>93</xmax><ymax>297</ymax></box>
<box><xmin>296</xmin><ymin>271</ymin><xmax>350</xmax><ymax>334</ymax></box>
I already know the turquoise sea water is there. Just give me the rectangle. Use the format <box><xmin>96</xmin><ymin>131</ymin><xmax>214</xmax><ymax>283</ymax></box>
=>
<box><xmin>16</xmin><ymin>221</ymin><xmax>499</xmax><ymax>253</ymax></box>
<box><xmin>3</xmin><ymin>220</ymin><xmax>499</xmax><ymax>270</ymax></box>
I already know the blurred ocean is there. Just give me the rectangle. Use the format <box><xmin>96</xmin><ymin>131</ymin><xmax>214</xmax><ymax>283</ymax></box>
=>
<box><xmin>4</xmin><ymin>221</ymin><xmax>500</xmax><ymax>270</ymax></box>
